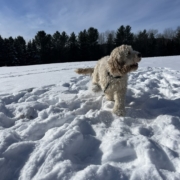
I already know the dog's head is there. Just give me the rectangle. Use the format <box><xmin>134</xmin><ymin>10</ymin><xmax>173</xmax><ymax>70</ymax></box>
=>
<box><xmin>108</xmin><ymin>44</ymin><xmax>141</xmax><ymax>76</ymax></box>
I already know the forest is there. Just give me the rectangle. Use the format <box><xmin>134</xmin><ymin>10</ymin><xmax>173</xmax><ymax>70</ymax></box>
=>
<box><xmin>0</xmin><ymin>25</ymin><xmax>180</xmax><ymax>66</ymax></box>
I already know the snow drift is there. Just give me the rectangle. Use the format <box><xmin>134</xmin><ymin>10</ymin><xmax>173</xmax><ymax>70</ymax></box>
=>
<box><xmin>0</xmin><ymin>56</ymin><xmax>180</xmax><ymax>180</ymax></box>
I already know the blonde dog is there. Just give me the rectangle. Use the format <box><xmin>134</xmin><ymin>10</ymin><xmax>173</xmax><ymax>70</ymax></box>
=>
<box><xmin>75</xmin><ymin>45</ymin><xmax>141</xmax><ymax>116</ymax></box>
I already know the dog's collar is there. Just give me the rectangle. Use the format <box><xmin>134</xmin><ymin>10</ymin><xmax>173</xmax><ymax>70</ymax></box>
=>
<box><xmin>104</xmin><ymin>72</ymin><xmax>122</xmax><ymax>93</ymax></box>
<box><xmin>107</xmin><ymin>72</ymin><xmax>122</xmax><ymax>79</ymax></box>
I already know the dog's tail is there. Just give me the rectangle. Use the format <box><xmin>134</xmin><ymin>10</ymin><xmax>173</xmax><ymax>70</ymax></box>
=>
<box><xmin>75</xmin><ymin>68</ymin><xmax>94</xmax><ymax>75</ymax></box>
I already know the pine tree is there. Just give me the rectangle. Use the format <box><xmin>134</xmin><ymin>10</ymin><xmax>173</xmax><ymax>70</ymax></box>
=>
<box><xmin>134</xmin><ymin>30</ymin><xmax>149</xmax><ymax>57</ymax></box>
<box><xmin>52</xmin><ymin>31</ymin><xmax>61</xmax><ymax>62</ymax></box>
<box><xmin>26</xmin><ymin>40</ymin><xmax>33</xmax><ymax>65</ymax></box>
<box><xmin>78</xmin><ymin>30</ymin><xmax>89</xmax><ymax>61</ymax></box>
<box><xmin>87</xmin><ymin>27</ymin><xmax>99</xmax><ymax>60</ymax></box>
<box><xmin>124</xmin><ymin>25</ymin><xmax>134</xmax><ymax>45</ymax></box>
<box><xmin>26</xmin><ymin>40</ymin><xmax>40</xmax><ymax>65</ymax></box>
<box><xmin>59</xmin><ymin>31</ymin><xmax>69</xmax><ymax>62</ymax></box>
<box><xmin>14</xmin><ymin>36</ymin><xmax>26</xmax><ymax>65</ymax></box>
<box><xmin>174</xmin><ymin>29</ymin><xmax>180</xmax><ymax>55</ymax></box>
<box><xmin>106</xmin><ymin>33</ymin><xmax>115</xmax><ymax>54</ymax></box>
<box><xmin>68</xmin><ymin>32</ymin><xmax>79</xmax><ymax>62</ymax></box>
<box><xmin>0</xmin><ymin>36</ymin><xmax>5</xmax><ymax>66</ymax></box>
<box><xmin>114</xmin><ymin>25</ymin><xmax>125</xmax><ymax>46</ymax></box>
<box><xmin>45</xmin><ymin>34</ymin><xmax>53</xmax><ymax>63</ymax></box>
<box><xmin>4</xmin><ymin>37</ymin><xmax>18</xmax><ymax>66</ymax></box>
<box><xmin>34</xmin><ymin>31</ymin><xmax>52</xmax><ymax>64</ymax></box>
<box><xmin>114</xmin><ymin>25</ymin><xmax>133</xmax><ymax>47</ymax></box>
<box><xmin>147</xmin><ymin>33</ymin><xmax>156</xmax><ymax>56</ymax></box>
<box><xmin>176</xmin><ymin>29</ymin><xmax>180</xmax><ymax>41</ymax></box>
<box><xmin>34</xmin><ymin>31</ymin><xmax>47</xmax><ymax>63</ymax></box>
<box><xmin>32</xmin><ymin>40</ymin><xmax>41</xmax><ymax>64</ymax></box>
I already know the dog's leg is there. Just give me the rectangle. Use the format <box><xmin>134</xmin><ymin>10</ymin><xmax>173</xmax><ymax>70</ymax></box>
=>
<box><xmin>105</xmin><ymin>94</ymin><xmax>113</xmax><ymax>101</ymax></box>
<box><xmin>91</xmin><ymin>71</ymin><xmax>101</xmax><ymax>92</ymax></box>
<box><xmin>92</xmin><ymin>83</ymin><xmax>101</xmax><ymax>92</ymax></box>
<box><xmin>113</xmin><ymin>90</ymin><xmax>126</xmax><ymax>116</ymax></box>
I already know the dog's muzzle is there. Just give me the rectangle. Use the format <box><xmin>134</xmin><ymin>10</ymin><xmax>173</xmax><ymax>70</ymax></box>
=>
<box><xmin>137</xmin><ymin>53</ymin><xmax>141</xmax><ymax>58</ymax></box>
<box><xmin>130</xmin><ymin>63</ymin><xmax>138</xmax><ymax>68</ymax></box>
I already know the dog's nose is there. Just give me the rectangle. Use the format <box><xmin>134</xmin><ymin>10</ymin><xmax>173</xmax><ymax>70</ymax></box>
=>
<box><xmin>137</xmin><ymin>53</ymin><xmax>141</xmax><ymax>58</ymax></box>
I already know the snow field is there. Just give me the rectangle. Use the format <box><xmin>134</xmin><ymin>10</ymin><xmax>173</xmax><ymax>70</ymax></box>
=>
<box><xmin>0</xmin><ymin>57</ymin><xmax>180</xmax><ymax>179</ymax></box>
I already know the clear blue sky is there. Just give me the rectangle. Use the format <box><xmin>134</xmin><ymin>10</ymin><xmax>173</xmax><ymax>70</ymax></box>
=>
<box><xmin>0</xmin><ymin>0</ymin><xmax>180</xmax><ymax>40</ymax></box>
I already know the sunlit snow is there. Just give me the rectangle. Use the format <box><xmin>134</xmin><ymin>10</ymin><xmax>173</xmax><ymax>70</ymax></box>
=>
<box><xmin>0</xmin><ymin>56</ymin><xmax>180</xmax><ymax>180</ymax></box>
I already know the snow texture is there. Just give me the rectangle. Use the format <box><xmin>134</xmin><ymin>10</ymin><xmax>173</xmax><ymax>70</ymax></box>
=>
<box><xmin>0</xmin><ymin>56</ymin><xmax>180</xmax><ymax>180</ymax></box>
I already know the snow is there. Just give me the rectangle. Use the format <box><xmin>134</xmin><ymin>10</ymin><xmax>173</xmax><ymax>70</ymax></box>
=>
<box><xmin>0</xmin><ymin>56</ymin><xmax>180</xmax><ymax>180</ymax></box>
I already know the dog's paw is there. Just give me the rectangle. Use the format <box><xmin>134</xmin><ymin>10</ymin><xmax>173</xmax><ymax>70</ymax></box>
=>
<box><xmin>92</xmin><ymin>84</ymin><xmax>101</xmax><ymax>92</ymax></box>
<box><xmin>113</xmin><ymin>108</ymin><xmax>126</xmax><ymax>116</ymax></box>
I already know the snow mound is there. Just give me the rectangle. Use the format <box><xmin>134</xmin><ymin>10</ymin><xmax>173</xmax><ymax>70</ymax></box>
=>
<box><xmin>0</xmin><ymin>63</ymin><xmax>180</xmax><ymax>180</ymax></box>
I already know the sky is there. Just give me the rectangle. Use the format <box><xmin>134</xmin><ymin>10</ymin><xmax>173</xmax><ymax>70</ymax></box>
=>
<box><xmin>0</xmin><ymin>0</ymin><xmax>180</xmax><ymax>41</ymax></box>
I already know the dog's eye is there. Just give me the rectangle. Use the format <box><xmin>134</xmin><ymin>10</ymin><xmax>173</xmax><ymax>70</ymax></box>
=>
<box><xmin>128</xmin><ymin>51</ymin><xmax>131</xmax><ymax>55</ymax></box>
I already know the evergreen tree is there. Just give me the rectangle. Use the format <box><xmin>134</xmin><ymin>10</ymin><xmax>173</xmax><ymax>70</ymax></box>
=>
<box><xmin>26</xmin><ymin>40</ymin><xmax>33</xmax><ymax>64</ymax></box>
<box><xmin>124</xmin><ymin>25</ymin><xmax>134</xmax><ymax>45</ymax></box>
<box><xmin>156</xmin><ymin>37</ymin><xmax>167</xmax><ymax>56</ymax></box>
<box><xmin>14</xmin><ymin>36</ymin><xmax>26</xmax><ymax>65</ymax></box>
<box><xmin>114</xmin><ymin>25</ymin><xmax>125</xmax><ymax>46</ymax></box>
<box><xmin>59</xmin><ymin>31</ymin><xmax>69</xmax><ymax>62</ymax></box>
<box><xmin>147</xmin><ymin>33</ymin><xmax>156</xmax><ymax>56</ymax></box>
<box><xmin>68</xmin><ymin>32</ymin><xmax>79</xmax><ymax>62</ymax></box>
<box><xmin>134</xmin><ymin>30</ymin><xmax>149</xmax><ymax>56</ymax></box>
<box><xmin>52</xmin><ymin>31</ymin><xmax>61</xmax><ymax>62</ymax></box>
<box><xmin>106</xmin><ymin>33</ymin><xmax>115</xmax><ymax>54</ymax></box>
<box><xmin>32</xmin><ymin>39</ymin><xmax>41</xmax><ymax>64</ymax></box>
<box><xmin>3</xmin><ymin>37</ymin><xmax>18</xmax><ymax>66</ymax></box>
<box><xmin>0</xmin><ymin>36</ymin><xmax>5</xmax><ymax>66</ymax></box>
<box><xmin>176</xmin><ymin>29</ymin><xmax>180</xmax><ymax>40</ymax></box>
<box><xmin>114</xmin><ymin>25</ymin><xmax>133</xmax><ymax>46</ymax></box>
<box><xmin>34</xmin><ymin>31</ymin><xmax>52</xmax><ymax>64</ymax></box>
<box><xmin>87</xmin><ymin>27</ymin><xmax>99</xmax><ymax>60</ymax></box>
<box><xmin>174</xmin><ymin>29</ymin><xmax>180</xmax><ymax>55</ymax></box>
<box><xmin>34</xmin><ymin>31</ymin><xmax>47</xmax><ymax>63</ymax></box>
<box><xmin>45</xmin><ymin>34</ymin><xmax>53</xmax><ymax>63</ymax></box>
<box><xmin>26</xmin><ymin>40</ymin><xmax>40</xmax><ymax>65</ymax></box>
<box><xmin>78</xmin><ymin>30</ymin><xmax>89</xmax><ymax>61</ymax></box>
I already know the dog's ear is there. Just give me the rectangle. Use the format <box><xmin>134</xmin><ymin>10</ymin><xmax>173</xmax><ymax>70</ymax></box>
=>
<box><xmin>108</xmin><ymin>56</ymin><xmax>124</xmax><ymax>76</ymax></box>
<box><xmin>108</xmin><ymin>47</ymin><xmax>122</xmax><ymax>75</ymax></box>
<box><xmin>108</xmin><ymin>55</ymin><xmax>134</xmax><ymax>76</ymax></box>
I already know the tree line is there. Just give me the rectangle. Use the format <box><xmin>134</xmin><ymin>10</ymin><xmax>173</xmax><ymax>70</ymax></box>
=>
<box><xmin>0</xmin><ymin>25</ymin><xmax>180</xmax><ymax>66</ymax></box>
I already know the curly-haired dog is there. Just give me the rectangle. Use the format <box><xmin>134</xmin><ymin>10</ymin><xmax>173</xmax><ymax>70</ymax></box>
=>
<box><xmin>75</xmin><ymin>45</ymin><xmax>141</xmax><ymax>116</ymax></box>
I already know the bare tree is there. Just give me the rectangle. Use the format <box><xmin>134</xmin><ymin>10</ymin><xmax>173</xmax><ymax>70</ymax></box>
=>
<box><xmin>147</xmin><ymin>29</ymin><xmax>158</xmax><ymax>38</ymax></box>
<box><xmin>98</xmin><ymin>32</ymin><xmax>106</xmax><ymax>44</ymax></box>
<box><xmin>163</xmin><ymin>28</ymin><xmax>176</xmax><ymax>39</ymax></box>
<box><xmin>175</xmin><ymin>26</ymin><xmax>180</xmax><ymax>36</ymax></box>
<box><xmin>105</xmin><ymin>30</ymin><xmax>116</xmax><ymax>43</ymax></box>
